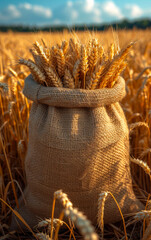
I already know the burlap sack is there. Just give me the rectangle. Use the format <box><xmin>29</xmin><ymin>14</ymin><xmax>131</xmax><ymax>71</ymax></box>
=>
<box><xmin>11</xmin><ymin>74</ymin><xmax>143</xmax><ymax>230</ymax></box>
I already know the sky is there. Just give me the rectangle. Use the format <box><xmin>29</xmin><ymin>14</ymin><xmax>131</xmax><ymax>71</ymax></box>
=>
<box><xmin>0</xmin><ymin>0</ymin><xmax>151</xmax><ymax>26</ymax></box>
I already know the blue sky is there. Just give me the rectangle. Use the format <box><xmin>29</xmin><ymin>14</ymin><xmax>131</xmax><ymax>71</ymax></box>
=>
<box><xmin>0</xmin><ymin>0</ymin><xmax>151</xmax><ymax>26</ymax></box>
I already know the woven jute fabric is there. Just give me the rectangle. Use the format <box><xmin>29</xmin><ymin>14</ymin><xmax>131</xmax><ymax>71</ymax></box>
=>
<box><xmin>11</xmin><ymin>74</ymin><xmax>143</xmax><ymax>230</ymax></box>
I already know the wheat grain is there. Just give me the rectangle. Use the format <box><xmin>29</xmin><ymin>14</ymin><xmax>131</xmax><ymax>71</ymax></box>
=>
<box><xmin>19</xmin><ymin>58</ymin><xmax>47</xmax><ymax>86</ymax></box>
<box><xmin>54</xmin><ymin>190</ymin><xmax>98</xmax><ymax>240</ymax></box>
<box><xmin>134</xmin><ymin>210</ymin><xmax>151</xmax><ymax>221</ymax></box>
<box><xmin>37</xmin><ymin>218</ymin><xmax>63</xmax><ymax>229</ymax></box>
<box><xmin>131</xmin><ymin>158</ymin><xmax>151</xmax><ymax>177</ymax></box>
<box><xmin>63</xmin><ymin>69</ymin><xmax>75</xmax><ymax>89</ymax></box>
<box><xmin>33</xmin><ymin>41</ymin><xmax>49</xmax><ymax>67</ymax></box>
<box><xmin>61</xmin><ymin>40</ymin><xmax>68</xmax><ymax>54</ymax></box>
<box><xmin>88</xmin><ymin>46</ymin><xmax>98</xmax><ymax>73</ymax></box>
<box><xmin>107</xmin><ymin>62</ymin><xmax>127</xmax><ymax>88</ymax></box>
<box><xmin>56</xmin><ymin>48</ymin><xmax>65</xmax><ymax>78</ymax></box>
<box><xmin>97</xmin><ymin>192</ymin><xmax>108</xmax><ymax>239</ymax></box>
<box><xmin>29</xmin><ymin>48</ymin><xmax>46</xmax><ymax>75</ymax></box>
<box><xmin>129</xmin><ymin>122</ymin><xmax>149</xmax><ymax>133</ymax></box>
<box><xmin>108</xmin><ymin>43</ymin><xmax>115</xmax><ymax>61</ymax></box>
<box><xmin>45</xmin><ymin>66</ymin><xmax>63</xmax><ymax>87</ymax></box>
<box><xmin>36</xmin><ymin>233</ymin><xmax>49</xmax><ymax>240</ymax></box>
<box><xmin>98</xmin><ymin>45</ymin><xmax>104</xmax><ymax>64</ymax></box>
<box><xmin>99</xmin><ymin>42</ymin><xmax>133</xmax><ymax>88</ymax></box>
<box><xmin>80</xmin><ymin>45</ymin><xmax>88</xmax><ymax>89</ymax></box>
<box><xmin>86</xmin><ymin>65</ymin><xmax>105</xmax><ymax>90</ymax></box>
<box><xmin>73</xmin><ymin>59</ymin><xmax>81</xmax><ymax>88</ymax></box>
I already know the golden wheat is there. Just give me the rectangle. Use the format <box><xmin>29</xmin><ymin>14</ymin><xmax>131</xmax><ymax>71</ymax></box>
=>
<box><xmin>17</xmin><ymin>37</ymin><xmax>132</xmax><ymax>90</ymax></box>
<box><xmin>54</xmin><ymin>190</ymin><xmax>98</xmax><ymax>240</ymax></box>
<box><xmin>1</xmin><ymin>30</ymin><xmax>151</xmax><ymax>240</ymax></box>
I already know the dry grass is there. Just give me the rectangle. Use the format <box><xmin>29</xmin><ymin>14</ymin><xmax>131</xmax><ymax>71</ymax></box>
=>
<box><xmin>0</xmin><ymin>29</ymin><xmax>151</xmax><ymax>239</ymax></box>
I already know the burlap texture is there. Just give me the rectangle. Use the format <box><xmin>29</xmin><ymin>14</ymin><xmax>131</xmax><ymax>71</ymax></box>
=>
<box><xmin>11</xmin><ymin>74</ymin><xmax>143</xmax><ymax>230</ymax></box>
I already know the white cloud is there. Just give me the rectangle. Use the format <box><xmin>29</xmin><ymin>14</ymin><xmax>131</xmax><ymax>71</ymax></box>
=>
<box><xmin>32</xmin><ymin>6</ymin><xmax>52</xmax><ymax>18</ymax></box>
<box><xmin>125</xmin><ymin>4</ymin><xmax>143</xmax><ymax>18</ymax></box>
<box><xmin>67</xmin><ymin>1</ymin><xmax>73</xmax><ymax>7</ymax></box>
<box><xmin>19</xmin><ymin>3</ymin><xmax>52</xmax><ymax>18</ymax></box>
<box><xmin>52</xmin><ymin>0</ymin><xmax>101</xmax><ymax>25</ymax></box>
<box><xmin>103</xmin><ymin>1</ymin><xmax>123</xmax><ymax>19</ymax></box>
<box><xmin>0</xmin><ymin>4</ymin><xmax>21</xmax><ymax>20</ymax></box>
<box><xmin>0</xmin><ymin>1</ymin><xmax>149</xmax><ymax>26</ymax></box>
<box><xmin>71</xmin><ymin>10</ymin><xmax>78</xmax><ymax>20</ymax></box>
<box><xmin>20</xmin><ymin>3</ymin><xmax>32</xmax><ymax>10</ymax></box>
<box><xmin>84</xmin><ymin>0</ymin><xmax>95</xmax><ymax>12</ymax></box>
<box><xmin>53</xmin><ymin>19</ymin><xmax>62</xmax><ymax>25</ymax></box>
<box><xmin>0</xmin><ymin>3</ymin><xmax>52</xmax><ymax>24</ymax></box>
<box><xmin>7</xmin><ymin>5</ymin><xmax>21</xmax><ymax>18</ymax></box>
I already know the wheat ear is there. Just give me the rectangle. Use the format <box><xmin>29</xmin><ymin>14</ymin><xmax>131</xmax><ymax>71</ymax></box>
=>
<box><xmin>106</xmin><ymin>62</ymin><xmax>127</xmax><ymax>88</ymax></box>
<box><xmin>63</xmin><ymin>69</ymin><xmax>75</xmax><ymax>89</ymax></box>
<box><xmin>88</xmin><ymin>45</ymin><xmax>98</xmax><ymax>74</ymax></box>
<box><xmin>87</xmin><ymin>39</ymin><xmax>92</xmax><ymax>56</ymax></box>
<box><xmin>45</xmin><ymin>66</ymin><xmax>63</xmax><ymax>87</ymax></box>
<box><xmin>98</xmin><ymin>45</ymin><xmax>104</xmax><ymax>64</ymax></box>
<box><xmin>19</xmin><ymin>58</ymin><xmax>47</xmax><ymax>86</ymax></box>
<box><xmin>29</xmin><ymin>48</ymin><xmax>46</xmax><ymax>74</ymax></box>
<box><xmin>99</xmin><ymin>42</ymin><xmax>133</xmax><ymax>88</ymax></box>
<box><xmin>61</xmin><ymin>40</ymin><xmax>68</xmax><ymax>55</ymax></box>
<box><xmin>48</xmin><ymin>47</ymin><xmax>58</xmax><ymax>71</ymax></box>
<box><xmin>130</xmin><ymin>158</ymin><xmax>151</xmax><ymax>178</ymax></box>
<box><xmin>36</xmin><ymin>233</ymin><xmax>49</xmax><ymax>240</ymax></box>
<box><xmin>97</xmin><ymin>192</ymin><xmax>108</xmax><ymax>240</ymax></box>
<box><xmin>87</xmin><ymin>39</ymin><xmax>98</xmax><ymax>71</ymax></box>
<box><xmin>56</xmin><ymin>48</ymin><xmax>65</xmax><ymax>78</ymax></box>
<box><xmin>108</xmin><ymin>43</ymin><xmax>115</xmax><ymax>61</ymax></box>
<box><xmin>54</xmin><ymin>190</ymin><xmax>98</xmax><ymax>240</ymax></box>
<box><xmin>129</xmin><ymin>122</ymin><xmax>149</xmax><ymax>133</ymax></box>
<box><xmin>134</xmin><ymin>210</ymin><xmax>151</xmax><ymax>221</ymax></box>
<box><xmin>73</xmin><ymin>59</ymin><xmax>81</xmax><ymax>88</ymax></box>
<box><xmin>80</xmin><ymin>45</ymin><xmax>88</xmax><ymax>89</ymax></box>
<box><xmin>33</xmin><ymin>41</ymin><xmax>49</xmax><ymax>67</ymax></box>
<box><xmin>86</xmin><ymin>65</ymin><xmax>105</xmax><ymax>90</ymax></box>
<box><xmin>69</xmin><ymin>38</ymin><xmax>79</xmax><ymax>57</ymax></box>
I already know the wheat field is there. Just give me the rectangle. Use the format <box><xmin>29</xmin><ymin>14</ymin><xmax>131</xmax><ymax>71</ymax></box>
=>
<box><xmin>0</xmin><ymin>29</ymin><xmax>151</xmax><ymax>240</ymax></box>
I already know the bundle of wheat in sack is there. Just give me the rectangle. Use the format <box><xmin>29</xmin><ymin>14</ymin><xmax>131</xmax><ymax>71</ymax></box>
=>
<box><xmin>11</xmin><ymin>38</ymin><xmax>143</xmax><ymax>229</ymax></box>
